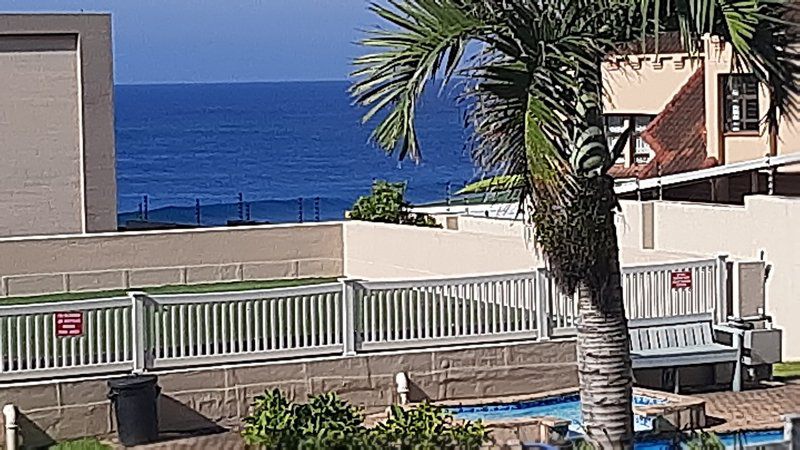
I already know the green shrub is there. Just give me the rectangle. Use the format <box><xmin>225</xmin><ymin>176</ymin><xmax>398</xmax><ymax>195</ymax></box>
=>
<box><xmin>242</xmin><ymin>389</ymin><xmax>368</xmax><ymax>448</ymax></box>
<box><xmin>373</xmin><ymin>402</ymin><xmax>488</xmax><ymax>449</ymax></box>
<box><xmin>348</xmin><ymin>180</ymin><xmax>439</xmax><ymax>228</ymax></box>
<box><xmin>684</xmin><ymin>431</ymin><xmax>725</xmax><ymax>450</ymax></box>
<box><xmin>242</xmin><ymin>390</ymin><xmax>488</xmax><ymax>449</ymax></box>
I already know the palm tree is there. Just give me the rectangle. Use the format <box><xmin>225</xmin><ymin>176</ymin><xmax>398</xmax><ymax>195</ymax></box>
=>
<box><xmin>351</xmin><ymin>0</ymin><xmax>798</xmax><ymax>447</ymax></box>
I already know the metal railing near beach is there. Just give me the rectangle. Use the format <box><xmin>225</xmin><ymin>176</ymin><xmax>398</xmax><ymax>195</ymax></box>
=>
<box><xmin>0</xmin><ymin>256</ymin><xmax>728</xmax><ymax>382</ymax></box>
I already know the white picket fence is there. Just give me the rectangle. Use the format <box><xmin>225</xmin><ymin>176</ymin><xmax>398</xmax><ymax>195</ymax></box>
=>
<box><xmin>0</xmin><ymin>297</ymin><xmax>134</xmax><ymax>381</ymax></box>
<box><xmin>142</xmin><ymin>284</ymin><xmax>345</xmax><ymax>369</ymax></box>
<box><xmin>356</xmin><ymin>272</ymin><xmax>546</xmax><ymax>351</ymax></box>
<box><xmin>0</xmin><ymin>256</ymin><xmax>728</xmax><ymax>382</ymax></box>
<box><xmin>622</xmin><ymin>257</ymin><xmax>727</xmax><ymax>323</ymax></box>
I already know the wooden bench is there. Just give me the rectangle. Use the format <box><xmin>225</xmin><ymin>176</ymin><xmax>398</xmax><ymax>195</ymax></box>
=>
<box><xmin>629</xmin><ymin>313</ymin><xmax>741</xmax><ymax>392</ymax></box>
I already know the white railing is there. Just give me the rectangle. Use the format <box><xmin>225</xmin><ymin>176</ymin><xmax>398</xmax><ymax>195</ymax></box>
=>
<box><xmin>142</xmin><ymin>283</ymin><xmax>344</xmax><ymax>369</ymax></box>
<box><xmin>0</xmin><ymin>297</ymin><xmax>133</xmax><ymax>381</ymax></box>
<box><xmin>622</xmin><ymin>256</ymin><xmax>727</xmax><ymax>323</ymax></box>
<box><xmin>0</xmin><ymin>256</ymin><xmax>730</xmax><ymax>382</ymax></box>
<box><xmin>354</xmin><ymin>272</ymin><xmax>545</xmax><ymax>351</ymax></box>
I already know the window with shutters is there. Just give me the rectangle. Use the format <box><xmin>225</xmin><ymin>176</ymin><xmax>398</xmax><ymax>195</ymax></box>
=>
<box><xmin>605</xmin><ymin>114</ymin><xmax>655</xmax><ymax>165</ymax></box>
<box><xmin>723</xmin><ymin>75</ymin><xmax>760</xmax><ymax>133</ymax></box>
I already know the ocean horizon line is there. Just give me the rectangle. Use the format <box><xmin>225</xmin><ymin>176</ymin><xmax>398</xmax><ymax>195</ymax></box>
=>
<box><xmin>115</xmin><ymin>78</ymin><xmax>351</xmax><ymax>87</ymax></box>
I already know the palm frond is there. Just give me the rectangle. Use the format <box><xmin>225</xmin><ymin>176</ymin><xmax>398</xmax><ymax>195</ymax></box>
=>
<box><xmin>351</xmin><ymin>0</ymin><xmax>489</xmax><ymax>161</ymax></box>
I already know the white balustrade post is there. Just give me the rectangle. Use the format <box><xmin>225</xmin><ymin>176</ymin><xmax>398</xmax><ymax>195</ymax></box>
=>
<box><xmin>340</xmin><ymin>280</ymin><xmax>358</xmax><ymax>356</ymax></box>
<box><xmin>536</xmin><ymin>269</ymin><xmax>551</xmax><ymax>340</ymax></box>
<box><xmin>715</xmin><ymin>254</ymin><xmax>729</xmax><ymax>323</ymax></box>
<box><xmin>784</xmin><ymin>414</ymin><xmax>800</xmax><ymax>450</ymax></box>
<box><xmin>129</xmin><ymin>292</ymin><xmax>148</xmax><ymax>374</ymax></box>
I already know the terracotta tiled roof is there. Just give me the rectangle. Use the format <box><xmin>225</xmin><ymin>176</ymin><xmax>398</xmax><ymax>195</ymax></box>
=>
<box><xmin>609</xmin><ymin>65</ymin><xmax>718</xmax><ymax>179</ymax></box>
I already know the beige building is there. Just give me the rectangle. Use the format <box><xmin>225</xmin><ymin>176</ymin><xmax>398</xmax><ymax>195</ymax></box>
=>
<box><xmin>603</xmin><ymin>34</ymin><xmax>800</xmax><ymax>200</ymax></box>
<box><xmin>0</xmin><ymin>14</ymin><xmax>117</xmax><ymax>238</ymax></box>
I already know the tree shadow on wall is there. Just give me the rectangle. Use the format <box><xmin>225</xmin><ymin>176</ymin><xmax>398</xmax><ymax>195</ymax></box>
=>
<box><xmin>156</xmin><ymin>394</ymin><xmax>227</xmax><ymax>442</ymax></box>
<box><xmin>17</xmin><ymin>413</ymin><xmax>56</xmax><ymax>449</ymax></box>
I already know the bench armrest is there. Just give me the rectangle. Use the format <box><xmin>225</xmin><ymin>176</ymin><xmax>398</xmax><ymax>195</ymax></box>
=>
<box><xmin>714</xmin><ymin>324</ymin><xmax>746</xmax><ymax>336</ymax></box>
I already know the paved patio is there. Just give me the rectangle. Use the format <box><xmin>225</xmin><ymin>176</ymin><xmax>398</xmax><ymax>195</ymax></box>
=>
<box><xmin>121</xmin><ymin>381</ymin><xmax>800</xmax><ymax>448</ymax></box>
<box><xmin>697</xmin><ymin>380</ymin><xmax>800</xmax><ymax>432</ymax></box>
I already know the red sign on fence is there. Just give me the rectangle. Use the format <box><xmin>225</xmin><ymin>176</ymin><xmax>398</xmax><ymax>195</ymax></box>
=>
<box><xmin>55</xmin><ymin>312</ymin><xmax>84</xmax><ymax>337</ymax></box>
<box><xmin>670</xmin><ymin>270</ymin><xmax>693</xmax><ymax>289</ymax></box>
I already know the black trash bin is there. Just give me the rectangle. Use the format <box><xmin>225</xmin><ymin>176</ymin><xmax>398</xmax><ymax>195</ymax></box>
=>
<box><xmin>108</xmin><ymin>375</ymin><xmax>160</xmax><ymax>446</ymax></box>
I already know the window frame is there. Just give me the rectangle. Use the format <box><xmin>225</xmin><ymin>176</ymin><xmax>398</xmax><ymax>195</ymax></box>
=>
<box><xmin>604</xmin><ymin>114</ymin><xmax>656</xmax><ymax>165</ymax></box>
<box><xmin>721</xmin><ymin>74</ymin><xmax>761</xmax><ymax>135</ymax></box>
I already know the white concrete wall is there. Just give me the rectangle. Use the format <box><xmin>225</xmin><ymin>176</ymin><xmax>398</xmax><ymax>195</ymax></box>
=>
<box><xmin>603</xmin><ymin>55</ymin><xmax>700</xmax><ymax>114</ymax></box>
<box><xmin>0</xmin><ymin>223</ymin><xmax>344</xmax><ymax>297</ymax></box>
<box><xmin>624</xmin><ymin>196</ymin><xmax>800</xmax><ymax>359</ymax></box>
<box><xmin>343</xmin><ymin>221</ymin><xmax>541</xmax><ymax>279</ymax></box>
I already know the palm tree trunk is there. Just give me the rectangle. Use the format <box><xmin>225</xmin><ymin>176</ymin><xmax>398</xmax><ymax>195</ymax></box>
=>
<box><xmin>576</xmin><ymin>206</ymin><xmax>633</xmax><ymax>449</ymax></box>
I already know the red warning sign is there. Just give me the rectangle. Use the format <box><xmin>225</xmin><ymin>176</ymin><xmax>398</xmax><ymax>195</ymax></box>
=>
<box><xmin>55</xmin><ymin>312</ymin><xmax>84</xmax><ymax>337</ymax></box>
<box><xmin>670</xmin><ymin>270</ymin><xmax>693</xmax><ymax>289</ymax></box>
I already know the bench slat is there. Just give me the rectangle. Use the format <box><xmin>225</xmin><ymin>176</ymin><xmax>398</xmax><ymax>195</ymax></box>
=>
<box><xmin>675</xmin><ymin>325</ymin><xmax>688</xmax><ymax>347</ymax></box>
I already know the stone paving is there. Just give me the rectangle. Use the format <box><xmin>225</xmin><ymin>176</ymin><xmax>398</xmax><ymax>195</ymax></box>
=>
<box><xmin>122</xmin><ymin>381</ymin><xmax>800</xmax><ymax>448</ymax></box>
<box><xmin>696</xmin><ymin>380</ymin><xmax>800</xmax><ymax>432</ymax></box>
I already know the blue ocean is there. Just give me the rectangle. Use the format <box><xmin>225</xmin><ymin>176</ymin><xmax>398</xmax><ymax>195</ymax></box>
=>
<box><xmin>115</xmin><ymin>81</ymin><xmax>477</xmax><ymax>225</ymax></box>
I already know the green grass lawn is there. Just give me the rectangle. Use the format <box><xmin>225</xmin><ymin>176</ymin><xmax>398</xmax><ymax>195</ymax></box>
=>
<box><xmin>774</xmin><ymin>361</ymin><xmax>800</xmax><ymax>379</ymax></box>
<box><xmin>49</xmin><ymin>438</ymin><xmax>111</xmax><ymax>450</ymax></box>
<box><xmin>0</xmin><ymin>278</ymin><xmax>338</xmax><ymax>306</ymax></box>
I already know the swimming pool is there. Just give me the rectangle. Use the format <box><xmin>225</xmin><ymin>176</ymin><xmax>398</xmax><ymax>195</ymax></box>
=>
<box><xmin>451</xmin><ymin>393</ymin><xmax>665</xmax><ymax>432</ymax></box>
<box><xmin>450</xmin><ymin>394</ymin><xmax>785</xmax><ymax>448</ymax></box>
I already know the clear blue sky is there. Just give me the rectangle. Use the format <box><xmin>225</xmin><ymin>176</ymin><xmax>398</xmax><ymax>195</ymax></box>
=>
<box><xmin>0</xmin><ymin>0</ymin><xmax>377</xmax><ymax>84</ymax></box>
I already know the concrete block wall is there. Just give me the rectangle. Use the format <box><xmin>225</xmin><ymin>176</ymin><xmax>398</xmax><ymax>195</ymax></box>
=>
<box><xmin>0</xmin><ymin>14</ymin><xmax>117</xmax><ymax>238</ymax></box>
<box><xmin>0</xmin><ymin>340</ymin><xmax>578</xmax><ymax>445</ymax></box>
<box><xmin>0</xmin><ymin>223</ymin><xmax>344</xmax><ymax>298</ymax></box>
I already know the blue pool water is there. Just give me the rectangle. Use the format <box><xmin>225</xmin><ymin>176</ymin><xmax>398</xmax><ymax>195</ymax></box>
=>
<box><xmin>451</xmin><ymin>396</ymin><xmax>785</xmax><ymax>448</ymax></box>
<box><xmin>452</xmin><ymin>394</ymin><xmax>665</xmax><ymax>432</ymax></box>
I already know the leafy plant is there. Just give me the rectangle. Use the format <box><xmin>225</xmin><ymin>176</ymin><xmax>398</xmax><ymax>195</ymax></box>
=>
<box><xmin>297</xmin><ymin>392</ymin><xmax>366</xmax><ymax>447</ymax></box>
<box><xmin>371</xmin><ymin>402</ymin><xmax>488</xmax><ymax>450</ymax></box>
<box><xmin>242</xmin><ymin>390</ymin><xmax>488</xmax><ymax>449</ymax></box>
<box><xmin>683</xmin><ymin>431</ymin><xmax>725</xmax><ymax>450</ymax></box>
<box><xmin>348</xmin><ymin>180</ymin><xmax>439</xmax><ymax>228</ymax></box>
<box><xmin>242</xmin><ymin>388</ymin><xmax>305</xmax><ymax>448</ymax></box>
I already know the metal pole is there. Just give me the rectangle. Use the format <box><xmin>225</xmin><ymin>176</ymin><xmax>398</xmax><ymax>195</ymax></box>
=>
<box><xmin>298</xmin><ymin>197</ymin><xmax>304</xmax><ymax>223</ymax></box>
<box><xmin>314</xmin><ymin>197</ymin><xmax>321</xmax><ymax>222</ymax></box>
<box><xmin>238</xmin><ymin>192</ymin><xmax>244</xmax><ymax>220</ymax></box>
<box><xmin>636</xmin><ymin>179</ymin><xmax>642</xmax><ymax>201</ymax></box>
<box><xmin>768</xmin><ymin>169</ymin><xmax>776</xmax><ymax>195</ymax></box>
<box><xmin>246</xmin><ymin>203</ymin><xmax>251</xmax><ymax>221</ymax></box>
<box><xmin>143</xmin><ymin>195</ymin><xmax>149</xmax><ymax>221</ymax></box>
<box><xmin>195</xmin><ymin>199</ymin><xmax>201</xmax><ymax>225</ymax></box>
<box><xmin>657</xmin><ymin>163</ymin><xmax>663</xmax><ymax>201</ymax></box>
